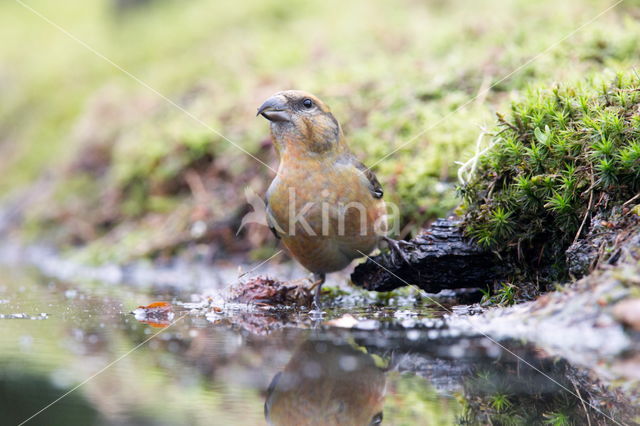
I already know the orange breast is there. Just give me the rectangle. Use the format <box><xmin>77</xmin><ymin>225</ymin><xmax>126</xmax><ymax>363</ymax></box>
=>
<box><xmin>267</xmin><ymin>156</ymin><xmax>386</xmax><ymax>274</ymax></box>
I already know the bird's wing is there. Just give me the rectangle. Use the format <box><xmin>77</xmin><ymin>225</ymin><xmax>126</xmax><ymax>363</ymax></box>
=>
<box><xmin>353</xmin><ymin>159</ymin><xmax>384</xmax><ymax>199</ymax></box>
<box><xmin>265</xmin><ymin>200</ymin><xmax>281</xmax><ymax>239</ymax></box>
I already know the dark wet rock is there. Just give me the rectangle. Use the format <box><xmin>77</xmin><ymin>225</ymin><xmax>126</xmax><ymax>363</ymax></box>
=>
<box><xmin>432</xmin><ymin>288</ymin><xmax>485</xmax><ymax>305</ymax></box>
<box><xmin>351</xmin><ymin>218</ymin><xmax>507</xmax><ymax>292</ymax></box>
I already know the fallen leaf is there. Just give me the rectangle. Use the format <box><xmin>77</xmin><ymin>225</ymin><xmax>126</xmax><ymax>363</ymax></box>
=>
<box><xmin>132</xmin><ymin>301</ymin><xmax>174</xmax><ymax>327</ymax></box>
<box><xmin>136</xmin><ymin>301</ymin><xmax>172</xmax><ymax>312</ymax></box>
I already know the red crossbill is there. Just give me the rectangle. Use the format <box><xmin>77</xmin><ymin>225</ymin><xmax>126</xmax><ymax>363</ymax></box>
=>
<box><xmin>257</xmin><ymin>90</ymin><xmax>404</xmax><ymax>309</ymax></box>
<box><xmin>264</xmin><ymin>340</ymin><xmax>386</xmax><ymax>426</ymax></box>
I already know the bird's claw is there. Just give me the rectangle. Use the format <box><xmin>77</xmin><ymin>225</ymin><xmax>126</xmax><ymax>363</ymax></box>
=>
<box><xmin>384</xmin><ymin>237</ymin><xmax>413</xmax><ymax>267</ymax></box>
<box><xmin>307</xmin><ymin>277</ymin><xmax>323</xmax><ymax>291</ymax></box>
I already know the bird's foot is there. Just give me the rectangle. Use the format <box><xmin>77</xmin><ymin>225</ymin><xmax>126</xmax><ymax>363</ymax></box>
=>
<box><xmin>308</xmin><ymin>273</ymin><xmax>325</xmax><ymax>318</ymax></box>
<box><xmin>383</xmin><ymin>236</ymin><xmax>413</xmax><ymax>267</ymax></box>
<box><xmin>308</xmin><ymin>277</ymin><xmax>323</xmax><ymax>291</ymax></box>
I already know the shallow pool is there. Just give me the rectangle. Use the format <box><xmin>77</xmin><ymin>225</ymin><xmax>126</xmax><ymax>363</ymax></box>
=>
<box><xmin>0</xmin><ymin>265</ymin><xmax>633</xmax><ymax>425</ymax></box>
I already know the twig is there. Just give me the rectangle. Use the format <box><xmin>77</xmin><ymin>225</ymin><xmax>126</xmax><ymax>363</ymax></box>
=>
<box><xmin>573</xmin><ymin>380</ymin><xmax>592</xmax><ymax>426</ymax></box>
<box><xmin>574</xmin><ymin>166</ymin><xmax>595</xmax><ymax>244</ymax></box>
<box><xmin>622</xmin><ymin>192</ymin><xmax>640</xmax><ymax>207</ymax></box>
<box><xmin>457</xmin><ymin>129</ymin><xmax>494</xmax><ymax>185</ymax></box>
<box><xmin>496</xmin><ymin>112</ymin><xmax>518</xmax><ymax>132</ymax></box>
<box><xmin>574</xmin><ymin>188</ymin><xmax>594</xmax><ymax>244</ymax></box>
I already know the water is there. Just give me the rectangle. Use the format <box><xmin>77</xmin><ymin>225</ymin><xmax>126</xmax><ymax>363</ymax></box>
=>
<box><xmin>0</xmin><ymin>265</ymin><xmax>635</xmax><ymax>425</ymax></box>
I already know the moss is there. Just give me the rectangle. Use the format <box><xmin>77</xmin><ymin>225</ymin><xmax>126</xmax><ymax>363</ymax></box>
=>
<box><xmin>460</xmin><ymin>72</ymin><xmax>640</xmax><ymax>271</ymax></box>
<box><xmin>480</xmin><ymin>282</ymin><xmax>518</xmax><ymax>306</ymax></box>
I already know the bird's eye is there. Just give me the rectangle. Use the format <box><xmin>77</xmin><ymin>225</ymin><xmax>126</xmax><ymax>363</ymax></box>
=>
<box><xmin>302</xmin><ymin>98</ymin><xmax>313</xmax><ymax>109</ymax></box>
<box><xmin>370</xmin><ymin>412</ymin><xmax>383</xmax><ymax>425</ymax></box>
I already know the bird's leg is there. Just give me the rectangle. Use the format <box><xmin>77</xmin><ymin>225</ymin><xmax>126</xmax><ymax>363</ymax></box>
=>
<box><xmin>308</xmin><ymin>273</ymin><xmax>324</xmax><ymax>291</ymax></box>
<box><xmin>309</xmin><ymin>272</ymin><xmax>325</xmax><ymax>314</ymax></box>
<box><xmin>383</xmin><ymin>236</ymin><xmax>413</xmax><ymax>266</ymax></box>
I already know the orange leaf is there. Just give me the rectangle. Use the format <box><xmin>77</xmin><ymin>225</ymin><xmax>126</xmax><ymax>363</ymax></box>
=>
<box><xmin>139</xmin><ymin>320</ymin><xmax>171</xmax><ymax>328</ymax></box>
<box><xmin>132</xmin><ymin>301</ymin><xmax>174</xmax><ymax>327</ymax></box>
<box><xmin>138</xmin><ymin>301</ymin><xmax>171</xmax><ymax>310</ymax></box>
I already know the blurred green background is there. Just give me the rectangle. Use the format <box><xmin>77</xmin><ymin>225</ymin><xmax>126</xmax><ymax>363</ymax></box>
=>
<box><xmin>1</xmin><ymin>0</ymin><xmax>639</xmax><ymax>263</ymax></box>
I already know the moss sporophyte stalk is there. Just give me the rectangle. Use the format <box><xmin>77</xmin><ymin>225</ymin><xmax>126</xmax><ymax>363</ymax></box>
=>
<box><xmin>459</xmin><ymin>72</ymin><xmax>640</xmax><ymax>264</ymax></box>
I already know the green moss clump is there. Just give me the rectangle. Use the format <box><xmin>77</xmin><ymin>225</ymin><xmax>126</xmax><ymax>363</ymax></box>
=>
<box><xmin>460</xmin><ymin>72</ymin><xmax>640</xmax><ymax>265</ymax></box>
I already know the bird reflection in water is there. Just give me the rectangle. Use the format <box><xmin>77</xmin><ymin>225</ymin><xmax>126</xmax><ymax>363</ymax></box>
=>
<box><xmin>265</xmin><ymin>339</ymin><xmax>386</xmax><ymax>426</ymax></box>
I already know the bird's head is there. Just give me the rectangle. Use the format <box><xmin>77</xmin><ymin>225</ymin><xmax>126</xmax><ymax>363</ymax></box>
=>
<box><xmin>257</xmin><ymin>90</ymin><xmax>343</xmax><ymax>155</ymax></box>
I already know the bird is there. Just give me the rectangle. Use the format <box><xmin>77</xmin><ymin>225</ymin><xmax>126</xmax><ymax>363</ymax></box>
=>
<box><xmin>264</xmin><ymin>339</ymin><xmax>386</xmax><ymax>426</ymax></box>
<box><xmin>257</xmin><ymin>90</ymin><xmax>407</xmax><ymax>310</ymax></box>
